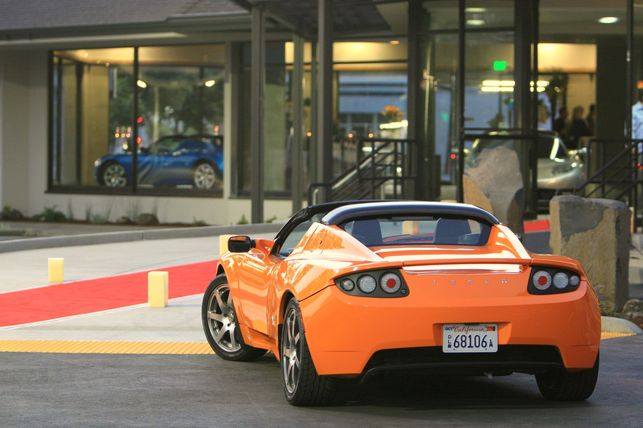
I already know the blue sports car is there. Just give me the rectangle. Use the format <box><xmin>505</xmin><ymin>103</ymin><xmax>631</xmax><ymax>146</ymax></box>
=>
<box><xmin>95</xmin><ymin>135</ymin><xmax>223</xmax><ymax>190</ymax></box>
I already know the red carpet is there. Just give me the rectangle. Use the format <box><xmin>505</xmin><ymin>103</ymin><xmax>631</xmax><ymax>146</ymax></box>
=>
<box><xmin>524</xmin><ymin>219</ymin><xmax>550</xmax><ymax>233</ymax></box>
<box><xmin>0</xmin><ymin>260</ymin><xmax>217</xmax><ymax>327</ymax></box>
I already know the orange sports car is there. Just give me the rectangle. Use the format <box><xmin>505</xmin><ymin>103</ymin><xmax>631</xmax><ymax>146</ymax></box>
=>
<box><xmin>202</xmin><ymin>201</ymin><xmax>600</xmax><ymax>406</ymax></box>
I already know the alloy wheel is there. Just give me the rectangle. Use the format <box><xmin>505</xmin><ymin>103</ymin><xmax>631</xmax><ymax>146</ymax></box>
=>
<box><xmin>206</xmin><ymin>284</ymin><xmax>241</xmax><ymax>353</ymax></box>
<box><xmin>194</xmin><ymin>163</ymin><xmax>216</xmax><ymax>190</ymax></box>
<box><xmin>282</xmin><ymin>307</ymin><xmax>302</xmax><ymax>394</ymax></box>
<box><xmin>103</xmin><ymin>163</ymin><xmax>127</xmax><ymax>188</ymax></box>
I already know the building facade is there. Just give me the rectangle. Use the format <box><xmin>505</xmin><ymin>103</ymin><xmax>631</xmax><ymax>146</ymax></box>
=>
<box><xmin>1</xmin><ymin>0</ymin><xmax>642</xmax><ymax>225</ymax></box>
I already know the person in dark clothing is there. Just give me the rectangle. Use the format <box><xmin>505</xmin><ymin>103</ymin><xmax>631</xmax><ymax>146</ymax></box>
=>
<box><xmin>553</xmin><ymin>107</ymin><xmax>568</xmax><ymax>138</ymax></box>
<box><xmin>568</xmin><ymin>105</ymin><xmax>591</xmax><ymax>150</ymax></box>
<box><xmin>586</xmin><ymin>104</ymin><xmax>596</xmax><ymax>135</ymax></box>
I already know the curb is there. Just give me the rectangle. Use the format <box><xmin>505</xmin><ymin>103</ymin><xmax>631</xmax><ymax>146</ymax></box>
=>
<box><xmin>601</xmin><ymin>316</ymin><xmax>642</xmax><ymax>335</ymax></box>
<box><xmin>0</xmin><ymin>222</ymin><xmax>285</xmax><ymax>254</ymax></box>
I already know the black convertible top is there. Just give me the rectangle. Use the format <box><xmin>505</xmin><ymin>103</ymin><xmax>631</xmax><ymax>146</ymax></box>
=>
<box><xmin>321</xmin><ymin>201</ymin><xmax>500</xmax><ymax>226</ymax></box>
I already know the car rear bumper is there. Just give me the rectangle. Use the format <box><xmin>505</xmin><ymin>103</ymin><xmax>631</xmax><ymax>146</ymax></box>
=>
<box><xmin>299</xmin><ymin>283</ymin><xmax>600</xmax><ymax>376</ymax></box>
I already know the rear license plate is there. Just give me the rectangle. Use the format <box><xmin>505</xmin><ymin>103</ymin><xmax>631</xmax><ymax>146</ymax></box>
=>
<box><xmin>442</xmin><ymin>324</ymin><xmax>498</xmax><ymax>353</ymax></box>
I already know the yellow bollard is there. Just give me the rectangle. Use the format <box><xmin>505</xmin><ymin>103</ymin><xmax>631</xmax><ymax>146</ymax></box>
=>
<box><xmin>48</xmin><ymin>258</ymin><xmax>65</xmax><ymax>284</ymax></box>
<box><xmin>148</xmin><ymin>271</ymin><xmax>169</xmax><ymax>308</ymax></box>
<box><xmin>219</xmin><ymin>234</ymin><xmax>233</xmax><ymax>257</ymax></box>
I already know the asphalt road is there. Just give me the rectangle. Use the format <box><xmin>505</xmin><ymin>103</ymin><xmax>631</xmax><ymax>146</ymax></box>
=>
<box><xmin>1</xmin><ymin>335</ymin><xmax>641</xmax><ymax>427</ymax></box>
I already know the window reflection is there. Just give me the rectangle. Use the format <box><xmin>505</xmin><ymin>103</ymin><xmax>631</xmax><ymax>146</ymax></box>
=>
<box><xmin>51</xmin><ymin>45</ymin><xmax>225</xmax><ymax>193</ymax></box>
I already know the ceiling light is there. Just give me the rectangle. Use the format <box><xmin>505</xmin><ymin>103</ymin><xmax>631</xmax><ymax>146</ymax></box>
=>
<box><xmin>204</xmin><ymin>79</ymin><xmax>216</xmax><ymax>87</ymax></box>
<box><xmin>598</xmin><ymin>16</ymin><xmax>619</xmax><ymax>24</ymax></box>
<box><xmin>136</xmin><ymin>79</ymin><xmax>147</xmax><ymax>89</ymax></box>
<box><xmin>465</xmin><ymin>7</ymin><xmax>487</xmax><ymax>13</ymax></box>
<box><xmin>389</xmin><ymin>40</ymin><xmax>400</xmax><ymax>45</ymax></box>
<box><xmin>467</xmin><ymin>19</ymin><xmax>485</xmax><ymax>26</ymax></box>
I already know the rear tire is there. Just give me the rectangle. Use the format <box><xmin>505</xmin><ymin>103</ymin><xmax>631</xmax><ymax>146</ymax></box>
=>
<box><xmin>536</xmin><ymin>354</ymin><xmax>599</xmax><ymax>401</ymax></box>
<box><xmin>193</xmin><ymin>161</ymin><xmax>216</xmax><ymax>190</ymax></box>
<box><xmin>281</xmin><ymin>299</ymin><xmax>338</xmax><ymax>406</ymax></box>
<box><xmin>201</xmin><ymin>275</ymin><xmax>266</xmax><ymax>361</ymax></box>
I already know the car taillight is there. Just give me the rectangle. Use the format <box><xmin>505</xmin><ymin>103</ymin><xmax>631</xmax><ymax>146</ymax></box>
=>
<box><xmin>357</xmin><ymin>275</ymin><xmax>377</xmax><ymax>294</ymax></box>
<box><xmin>529</xmin><ymin>267</ymin><xmax>582</xmax><ymax>295</ymax></box>
<box><xmin>532</xmin><ymin>270</ymin><xmax>552</xmax><ymax>290</ymax></box>
<box><xmin>335</xmin><ymin>270</ymin><xmax>408</xmax><ymax>298</ymax></box>
<box><xmin>380</xmin><ymin>272</ymin><xmax>401</xmax><ymax>294</ymax></box>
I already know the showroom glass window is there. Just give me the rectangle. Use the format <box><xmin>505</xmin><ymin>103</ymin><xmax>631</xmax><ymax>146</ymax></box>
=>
<box><xmin>330</xmin><ymin>1</ymin><xmax>408</xmax><ymax>179</ymax></box>
<box><xmin>50</xmin><ymin>45</ymin><xmax>225</xmax><ymax>195</ymax></box>
<box><xmin>237</xmin><ymin>41</ymin><xmax>294</xmax><ymax>196</ymax></box>
<box><xmin>51</xmin><ymin>48</ymin><xmax>134</xmax><ymax>189</ymax></box>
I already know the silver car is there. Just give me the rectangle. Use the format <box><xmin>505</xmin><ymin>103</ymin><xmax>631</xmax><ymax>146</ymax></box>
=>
<box><xmin>466</xmin><ymin>133</ymin><xmax>585</xmax><ymax>192</ymax></box>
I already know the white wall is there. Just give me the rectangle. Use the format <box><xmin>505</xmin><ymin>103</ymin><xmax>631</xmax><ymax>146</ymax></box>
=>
<box><xmin>0</xmin><ymin>50</ymin><xmax>292</xmax><ymax>225</ymax></box>
<box><xmin>0</xmin><ymin>51</ymin><xmax>33</xmax><ymax>213</ymax></box>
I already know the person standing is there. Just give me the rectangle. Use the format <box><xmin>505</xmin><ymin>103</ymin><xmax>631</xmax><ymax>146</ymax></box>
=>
<box><xmin>568</xmin><ymin>105</ymin><xmax>591</xmax><ymax>150</ymax></box>
<box><xmin>553</xmin><ymin>107</ymin><xmax>568</xmax><ymax>138</ymax></box>
<box><xmin>632</xmin><ymin>91</ymin><xmax>643</xmax><ymax>140</ymax></box>
<box><xmin>586</xmin><ymin>104</ymin><xmax>596</xmax><ymax>135</ymax></box>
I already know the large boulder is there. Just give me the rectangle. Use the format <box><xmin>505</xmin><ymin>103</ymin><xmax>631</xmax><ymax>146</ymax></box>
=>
<box><xmin>550</xmin><ymin>195</ymin><xmax>630</xmax><ymax>312</ymax></box>
<box><xmin>463</xmin><ymin>146</ymin><xmax>524</xmax><ymax>234</ymax></box>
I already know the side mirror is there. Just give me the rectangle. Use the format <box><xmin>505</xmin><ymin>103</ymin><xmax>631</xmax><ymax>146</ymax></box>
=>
<box><xmin>228</xmin><ymin>235</ymin><xmax>254</xmax><ymax>253</ymax></box>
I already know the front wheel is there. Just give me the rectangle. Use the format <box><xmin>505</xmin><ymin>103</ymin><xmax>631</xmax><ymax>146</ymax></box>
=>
<box><xmin>201</xmin><ymin>275</ymin><xmax>266</xmax><ymax>361</ymax></box>
<box><xmin>536</xmin><ymin>354</ymin><xmax>599</xmax><ymax>401</ymax></box>
<box><xmin>101</xmin><ymin>162</ymin><xmax>127</xmax><ymax>188</ymax></box>
<box><xmin>281</xmin><ymin>299</ymin><xmax>338</xmax><ymax>406</ymax></box>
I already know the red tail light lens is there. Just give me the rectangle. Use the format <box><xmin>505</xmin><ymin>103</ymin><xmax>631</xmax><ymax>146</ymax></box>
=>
<box><xmin>380</xmin><ymin>273</ymin><xmax>402</xmax><ymax>294</ymax></box>
<box><xmin>532</xmin><ymin>270</ymin><xmax>551</xmax><ymax>290</ymax></box>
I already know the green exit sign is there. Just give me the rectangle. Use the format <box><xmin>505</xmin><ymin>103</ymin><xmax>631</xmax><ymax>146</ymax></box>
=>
<box><xmin>493</xmin><ymin>60</ymin><xmax>507</xmax><ymax>71</ymax></box>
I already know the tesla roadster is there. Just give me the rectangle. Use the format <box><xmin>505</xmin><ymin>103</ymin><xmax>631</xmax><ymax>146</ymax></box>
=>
<box><xmin>202</xmin><ymin>201</ymin><xmax>600</xmax><ymax>406</ymax></box>
<box><xmin>95</xmin><ymin>134</ymin><xmax>223</xmax><ymax>190</ymax></box>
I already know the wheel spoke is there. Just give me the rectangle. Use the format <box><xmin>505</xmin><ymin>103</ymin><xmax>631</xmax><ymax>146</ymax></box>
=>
<box><xmin>228</xmin><ymin>323</ymin><xmax>238</xmax><ymax>348</ymax></box>
<box><xmin>207</xmin><ymin>311</ymin><xmax>223</xmax><ymax>322</ymax></box>
<box><xmin>214</xmin><ymin>289</ymin><xmax>225</xmax><ymax>309</ymax></box>
<box><xmin>287</xmin><ymin>361</ymin><xmax>295</xmax><ymax>386</ymax></box>
<box><xmin>285</xmin><ymin>319</ymin><xmax>292</xmax><ymax>345</ymax></box>
<box><xmin>226</xmin><ymin>290</ymin><xmax>233</xmax><ymax>306</ymax></box>
<box><xmin>289</xmin><ymin>314</ymin><xmax>296</xmax><ymax>342</ymax></box>
<box><xmin>293</xmin><ymin>332</ymin><xmax>300</xmax><ymax>345</ymax></box>
<box><xmin>214</xmin><ymin>326</ymin><xmax>226</xmax><ymax>342</ymax></box>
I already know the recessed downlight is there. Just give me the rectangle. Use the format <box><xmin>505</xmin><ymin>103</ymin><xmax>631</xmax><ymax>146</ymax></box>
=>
<box><xmin>465</xmin><ymin>7</ymin><xmax>487</xmax><ymax>13</ymax></box>
<box><xmin>467</xmin><ymin>19</ymin><xmax>485</xmax><ymax>26</ymax></box>
<box><xmin>598</xmin><ymin>16</ymin><xmax>619</xmax><ymax>24</ymax></box>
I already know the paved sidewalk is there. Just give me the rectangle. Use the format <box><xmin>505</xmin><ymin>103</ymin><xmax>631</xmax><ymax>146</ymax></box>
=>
<box><xmin>0</xmin><ymin>295</ymin><xmax>204</xmax><ymax>342</ymax></box>
<box><xmin>0</xmin><ymin>233</ymin><xmax>273</xmax><ymax>293</ymax></box>
<box><xmin>0</xmin><ymin>233</ymin><xmax>272</xmax><ymax>345</ymax></box>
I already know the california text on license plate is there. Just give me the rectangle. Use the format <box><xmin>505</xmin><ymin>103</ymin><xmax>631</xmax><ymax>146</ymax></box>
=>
<box><xmin>442</xmin><ymin>324</ymin><xmax>498</xmax><ymax>353</ymax></box>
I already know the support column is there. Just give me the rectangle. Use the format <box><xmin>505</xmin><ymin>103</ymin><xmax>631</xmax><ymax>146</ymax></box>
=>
<box><xmin>291</xmin><ymin>35</ymin><xmax>304</xmax><ymax>212</ymax></box>
<box><xmin>250</xmin><ymin>5</ymin><xmax>265</xmax><ymax>223</ymax></box>
<box><xmin>131</xmin><ymin>47</ymin><xmax>139</xmax><ymax>194</ymax></box>
<box><xmin>456</xmin><ymin>0</ymin><xmax>465</xmax><ymax>203</ymax></box>
<box><xmin>316</xmin><ymin>0</ymin><xmax>333</xmax><ymax>201</ymax></box>
<box><xmin>407</xmin><ymin>0</ymin><xmax>426</xmax><ymax>200</ymax></box>
<box><xmin>513</xmin><ymin>0</ymin><xmax>538</xmax><ymax>218</ymax></box>
<box><xmin>223</xmin><ymin>42</ymin><xmax>240</xmax><ymax>200</ymax></box>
